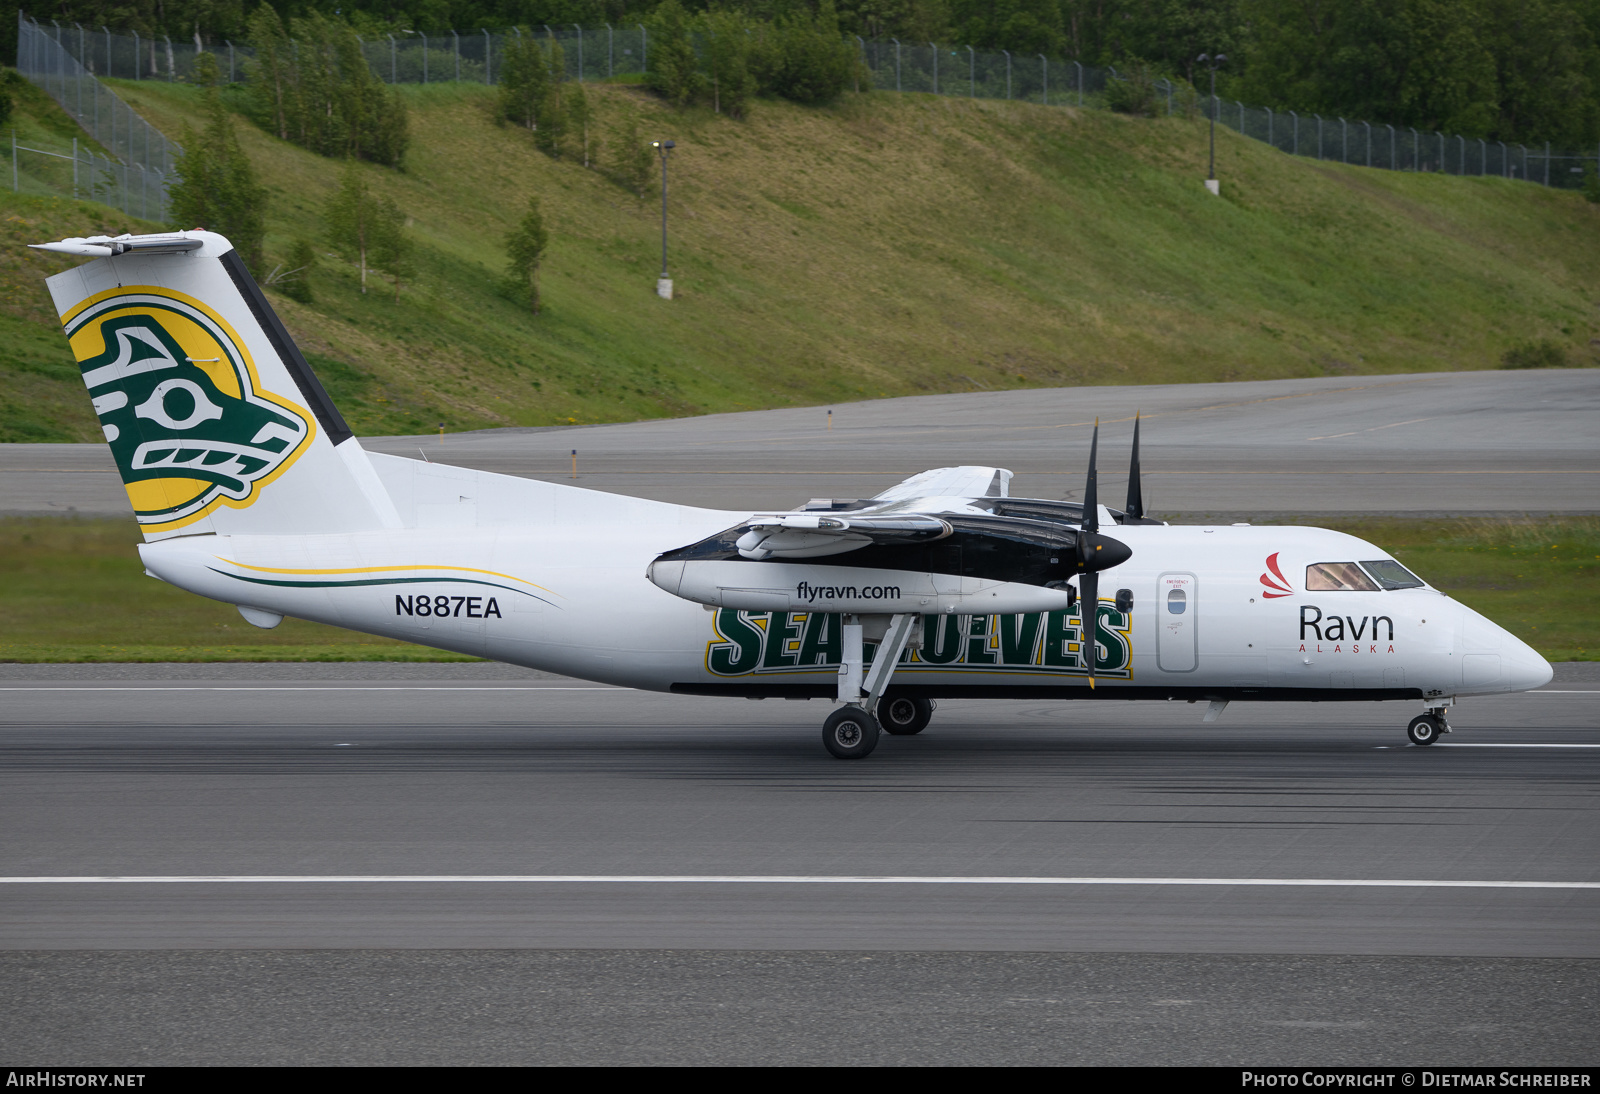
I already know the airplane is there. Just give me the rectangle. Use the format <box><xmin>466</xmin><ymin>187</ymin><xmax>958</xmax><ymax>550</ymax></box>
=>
<box><xmin>30</xmin><ymin>229</ymin><xmax>1554</xmax><ymax>758</ymax></box>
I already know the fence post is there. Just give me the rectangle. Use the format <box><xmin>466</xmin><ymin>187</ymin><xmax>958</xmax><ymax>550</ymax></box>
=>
<box><xmin>1385</xmin><ymin>123</ymin><xmax>1393</xmax><ymax>168</ymax></box>
<box><xmin>967</xmin><ymin>45</ymin><xmax>974</xmax><ymax>97</ymax></box>
<box><xmin>131</xmin><ymin>30</ymin><xmax>139</xmax><ymax>80</ymax></box>
<box><xmin>1002</xmin><ymin>50</ymin><xmax>1010</xmax><ymax>99</ymax></box>
<box><xmin>606</xmin><ymin>23</ymin><xmax>612</xmax><ymax>78</ymax></box>
<box><xmin>423</xmin><ymin>34</ymin><xmax>428</xmax><ymax>83</ymax></box>
<box><xmin>640</xmin><ymin>25</ymin><xmax>646</xmax><ymax>72</ymax></box>
<box><xmin>1290</xmin><ymin>111</ymin><xmax>1297</xmax><ymax>155</ymax></box>
<box><xmin>452</xmin><ymin>30</ymin><xmax>459</xmax><ymax>81</ymax></box>
<box><xmin>164</xmin><ymin>35</ymin><xmax>172</xmax><ymax>80</ymax></box>
<box><xmin>574</xmin><ymin>25</ymin><xmax>583</xmax><ymax>80</ymax></box>
<box><xmin>891</xmin><ymin>39</ymin><xmax>900</xmax><ymax>92</ymax></box>
<box><xmin>1340</xmin><ymin>117</ymin><xmax>1346</xmax><ymax>162</ymax></box>
<box><xmin>73</xmin><ymin>136</ymin><xmax>78</xmax><ymax>197</ymax></box>
<box><xmin>930</xmin><ymin>43</ymin><xmax>937</xmax><ymax>95</ymax></box>
<box><xmin>1458</xmin><ymin>134</ymin><xmax>1464</xmax><ymax>175</ymax></box>
<box><xmin>483</xmin><ymin>29</ymin><xmax>491</xmax><ymax>83</ymax></box>
<box><xmin>1040</xmin><ymin>55</ymin><xmax>1047</xmax><ymax>105</ymax></box>
<box><xmin>103</xmin><ymin>26</ymin><xmax>110</xmax><ymax>78</ymax></box>
<box><xmin>1499</xmin><ymin>140</ymin><xmax>1506</xmax><ymax>178</ymax></box>
<box><xmin>11</xmin><ymin>130</ymin><xmax>16</xmax><ymax>192</ymax></box>
<box><xmin>1266</xmin><ymin>106</ymin><xmax>1272</xmax><ymax>147</ymax></box>
<box><xmin>1479</xmin><ymin>138</ymin><xmax>1486</xmax><ymax>176</ymax></box>
<box><xmin>1237</xmin><ymin>100</ymin><xmax>1243</xmax><ymax>131</ymax></box>
<box><xmin>388</xmin><ymin>34</ymin><xmax>396</xmax><ymax>83</ymax></box>
<box><xmin>1411</xmin><ymin>127</ymin><xmax>1418</xmax><ymax>170</ymax></box>
<box><xmin>1544</xmin><ymin>141</ymin><xmax>1550</xmax><ymax>186</ymax></box>
<box><xmin>1075</xmin><ymin>60</ymin><xmax>1083</xmax><ymax>106</ymax></box>
<box><xmin>1362</xmin><ymin>121</ymin><xmax>1369</xmax><ymax>167</ymax></box>
<box><xmin>1315</xmin><ymin>114</ymin><xmax>1322</xmax><ymax>159</ymax></box>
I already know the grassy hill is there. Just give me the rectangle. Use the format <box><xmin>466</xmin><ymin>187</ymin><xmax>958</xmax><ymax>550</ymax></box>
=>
<box><xmin>3</xmin><ymin>76</ymin><xmax>1600</xmax><ymax>442</ymax></box>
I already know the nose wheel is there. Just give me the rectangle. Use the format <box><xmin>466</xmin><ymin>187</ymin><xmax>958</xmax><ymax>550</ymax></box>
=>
<box><xmin>823</xmin><ymin>706</ymin><xmax>880</xmax><ymax>759</ymax></box>
<box><xmin>1407</xmin><ymin>712</ymin><xmax>1449</xmax><ymax>746</ymax></box>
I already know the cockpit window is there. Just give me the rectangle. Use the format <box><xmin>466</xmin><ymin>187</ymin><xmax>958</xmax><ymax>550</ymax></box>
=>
<box><xmin>1360</xmin><ymin>560</ymin><xmax>1425</xmax><ymax>590</ymax></box>
<box><xmin>1305</xmin><ymin>562</ymin><xmax>1379</xmax><ymax>591</ymax></box>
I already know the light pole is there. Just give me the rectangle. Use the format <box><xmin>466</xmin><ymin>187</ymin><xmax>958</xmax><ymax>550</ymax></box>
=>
<box><xmin>653</xmin><ymin>140</ymin><xmax>675</xmax><ymax>299</ymax></box>
<box><xmin>1197</xmin><ymin>52</ymin><xmax>1227</xmax><ymax>194</ymax></box>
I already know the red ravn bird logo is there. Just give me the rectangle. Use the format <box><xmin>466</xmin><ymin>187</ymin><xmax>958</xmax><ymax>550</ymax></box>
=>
<box><xmin>1261</xmin><ymin>552</ymin><xmax>1293</xmax><ymax>598</ymax></box>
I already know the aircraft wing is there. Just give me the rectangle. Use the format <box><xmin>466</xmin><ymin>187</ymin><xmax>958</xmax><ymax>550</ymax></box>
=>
<box><xmin>871</xmin><ymin>465</ymin><xmax>1013</xmax><ymax>502</ymax></box>
<box><xmin>735</xmin><ymin>513</ymin><xmax>951</xmax><ymax>560</ymax></box>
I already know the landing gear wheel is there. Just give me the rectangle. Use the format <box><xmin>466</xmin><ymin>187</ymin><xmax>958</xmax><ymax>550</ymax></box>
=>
<box><xmin>1407</xmin><ymin>714</ymin><xmax>1443</xmax><ymax>746</ymax></box>
<box><xmin>878</xmin><ymin>695</ymin><xmax>934</xmax><ymax>736</ymax></box>
<box><xmin>823</xmin><ymin>706</ymin><xmax>880</xmax><ymax>759</ymax></box>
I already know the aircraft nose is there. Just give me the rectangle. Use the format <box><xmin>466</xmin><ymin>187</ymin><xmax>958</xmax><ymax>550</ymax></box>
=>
<box><xmin>1503</xmin><ymin>632</ymin><xmax>1554</xmax><ymax>692</ymax></box>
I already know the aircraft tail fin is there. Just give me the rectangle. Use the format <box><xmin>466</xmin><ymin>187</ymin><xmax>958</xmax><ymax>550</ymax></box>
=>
<box><xmin>37</xmin><ymin>231</ymin><xmax>400</xmax><ymax>540</ymax></box>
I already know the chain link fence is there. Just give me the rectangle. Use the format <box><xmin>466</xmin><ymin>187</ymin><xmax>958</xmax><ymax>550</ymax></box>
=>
<box><xmin>13</xmin><ymin>15</ymin><xmax>179</xmax><ymax>219</ymax></box>
<box><xmin>16</xmin><ymin>14</ymin><xmax>1600</xmax><ymax>207</ymax></box>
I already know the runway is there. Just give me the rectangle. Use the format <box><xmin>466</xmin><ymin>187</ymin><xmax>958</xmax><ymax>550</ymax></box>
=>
<box><xmin>5</xmin><ymin>369</ymin><xmax>1598</xmax><ymax>518</ymax></box>
<box><xmin>2</xmin><ymin>663</ymin><xmax>1596</xmax><ymax>1063</ymax></box>
<box><xmin>3</xmin><ymin>369</ymin><xmax>1598</xmax><ymax>1064</ymax></box>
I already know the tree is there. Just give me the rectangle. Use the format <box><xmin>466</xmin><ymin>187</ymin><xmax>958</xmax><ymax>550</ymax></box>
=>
<box><xmin>169</xmin><ymin>51</ymin><xmax>267</xmax><ymax>275</ymax></box>
<box><xmin>243</xmin><ymin>5</ymin><xmax>292</xmax><ymax>141</ymax></box>
<box><xmin>246</xmin><ymin>10</ymin><xmax>409</xmax><ymax>167</ymax></box>
<box><xmin>564</xmin><ymin>81</ymin><xmax>597</xmax><ymax>167</ymax></box>
<box><xmin>533</xmin><ymin>40</ymin><xmax>568</xmax><ymax>157</ymax></box>
<box><xmin>498</xmin><ymin>31</ymin><xmax>552</xmax><ymax>130</ymax></box>
<box><xmin>701</xmin><ymin>8</ymin><xmax>758</xmax><ymax>118</ymax></box>
<box><xmin>648</xmin><ymin>0</ymin><xmax>704</xmax><ymax>107</ymax></box>
<box><xmin>272</xmin><ymin>239</ymin><xmax>318</xmax><ymax>304</ymax></box>
<box><xmin>504</xmin><ymin>197</ymin><xmax>550</xmax><ymax>315</ymax></box>
<box><xmin>324</xmin><ymin>161</ymin><xmax>385</xmax><ymax>294</ymax></box>
<box><xmin>608</xmin><ymin>114</ymin><xmax>656</xmax><ymax>199</ymax></box>
<box><xmin>771</xmin><ymin>1</ymin><xmax>858</xmax><ymax>106</ymax></box>
<box><xmin>371</xmin><ymin>197</ymin><xmax>414</xmax><ymax>303</ymax></box>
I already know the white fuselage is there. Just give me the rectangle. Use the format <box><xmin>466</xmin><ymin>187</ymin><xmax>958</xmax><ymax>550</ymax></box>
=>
<box><xmin>136</xmin><ymin>453</ymin><xmax>1552</xmax><ymax>703</ymax></box>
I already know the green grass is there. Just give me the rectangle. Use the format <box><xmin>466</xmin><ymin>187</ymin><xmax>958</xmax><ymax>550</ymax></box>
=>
<box><xmin>3</xmin><ymin>80</ymin><xmax>1600</xmax><ymax>442</ymax></box>
<box><xmin>2</xmin><ymin>516</ymin><xmax>1591</xmax><ymax>662</ymax></box>
<box><xmin>0</xmin><ymin>516</ymin><xmax>481</xmax><ymax>662</ymax></box>
<box><xmin>1319</xmin><ymin>516</ymin><xmax>1599</xmax><ymax>662</ymax></box>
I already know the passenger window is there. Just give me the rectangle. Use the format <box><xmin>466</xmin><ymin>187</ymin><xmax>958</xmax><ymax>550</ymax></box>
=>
<box><xmin>1305</xmin><ymin>562</ymin><xmax>1379</xmax><ymax>592</ymax></box>
<box><xmin>1166</xmin><ymin>589</ymin><xmax>1187</xmax><ymax>614</ymax></box>
<box><xmin>1360</xmin><ymin>560</ymin><xmax>1425</xmax><ymax>590</ymax></box>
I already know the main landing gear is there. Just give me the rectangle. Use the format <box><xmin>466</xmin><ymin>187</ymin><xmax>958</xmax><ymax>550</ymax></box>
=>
<box><xmin>822</xmin><ymin>613</ymin><xmax>929</xmax><ymax>759</ymax></box>
<box><xmin>1407</xmin><ymin>705</ymin><xmax>1453</xmax><ymax>746</ymax></box>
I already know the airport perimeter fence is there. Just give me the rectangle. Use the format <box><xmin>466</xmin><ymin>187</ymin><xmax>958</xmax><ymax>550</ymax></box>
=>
<box><xmin>12</xmin><ymin>15</ymin><xmax>178</xmax><ymax>220</ymax></box>
<box><xmin>16</xmin><ymin>13</ymin><xmax>1600</xmax><ymax>209</ymax></box>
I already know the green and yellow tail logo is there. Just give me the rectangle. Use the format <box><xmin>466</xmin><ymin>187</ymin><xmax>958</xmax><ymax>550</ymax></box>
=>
<box><xmin>65</xmin><ymin>287</ymin><xmax>314</xmax><ymax>532</ymax></box>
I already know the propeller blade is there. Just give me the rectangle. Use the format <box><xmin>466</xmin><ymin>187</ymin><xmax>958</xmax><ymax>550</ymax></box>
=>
<box><xmin>1080</xmin><ymin>569</ymin><xmax>1099</xmax><ymax>689</ymax></box>
<box><xmin>1125</xmin><ymin>412</ymin><xmax>1144</xmax><ymax>520</ymax></box>
<box><xmin>1081</xmin><ymin>418</ymin><xmax>1100</xmax><ymax>535</ymax></box>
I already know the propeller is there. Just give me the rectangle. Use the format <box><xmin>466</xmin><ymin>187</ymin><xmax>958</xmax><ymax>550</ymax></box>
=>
<box><xmin>1125</xmin><ymin>411</ymin><xmax>1144</xmax><ymax>520</ymax></box>
<box><xmin>1076</xmin><ymin>421</ymin><xmax>1103</xmax><ymax>688</ymax></box>
<box><xmin>1073</xmin><ymin>418</ymin><xmax>1135</xmax><ymax>688</ymax></box>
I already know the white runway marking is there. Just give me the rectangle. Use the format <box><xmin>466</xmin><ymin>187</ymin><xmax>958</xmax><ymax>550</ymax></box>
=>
<box><xmin>0</xmin><ymin>686</ymin><xmax>622</xmax><ymax>692</ymax></box>
<box><xmin>1</xmin><ymin>875</ymin><xmax>1595</xmax><ymax>889</ymax></box>
<box><xmin>1436</xmin><ymin>743</ymin><xmax>1600</xmax><ymax>748</ymax></box>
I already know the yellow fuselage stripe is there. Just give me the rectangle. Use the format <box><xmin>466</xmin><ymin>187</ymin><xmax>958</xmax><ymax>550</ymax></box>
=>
<box><xmin>214</xmin><ymin>558</ymin><xmax>558</xmax><ymax>595</ymax></box>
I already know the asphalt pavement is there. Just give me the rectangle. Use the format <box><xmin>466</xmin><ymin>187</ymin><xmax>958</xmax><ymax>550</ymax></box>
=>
<box><xmin>5</xmin><ymin>369</ymin><xmax>1597</xmax><ymax>518</ymax></box>
<box><xmin>0</xmin><ymin>665</ymin><xmax>1595</xmax><ymax>1064</ymax></box>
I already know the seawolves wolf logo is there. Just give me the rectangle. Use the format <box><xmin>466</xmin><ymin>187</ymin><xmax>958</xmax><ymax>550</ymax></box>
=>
<box><xmin>65</xmin><ymin>289</ymin><xmax>313</xmax><ymax>530</ymax></box>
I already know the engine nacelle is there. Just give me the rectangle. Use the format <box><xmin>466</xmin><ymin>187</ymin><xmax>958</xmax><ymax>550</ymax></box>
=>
<box><xmin>646</xmin><ymin>558</ymin><xmax>1080</xmax><ymax>616</ymax></box>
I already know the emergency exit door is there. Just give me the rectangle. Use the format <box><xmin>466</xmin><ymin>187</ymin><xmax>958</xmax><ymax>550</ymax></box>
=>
<box><xmin>1157</xmin><ymin>572</ymin><xmax>1198</xmax><ymax>672</ymax></box>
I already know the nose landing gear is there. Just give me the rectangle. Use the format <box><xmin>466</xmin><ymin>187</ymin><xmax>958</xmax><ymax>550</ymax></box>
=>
<box><xmin>1406</xmin><ymin>706</ymin><xmax>1452</xmax><ymax>746</ymax></box>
